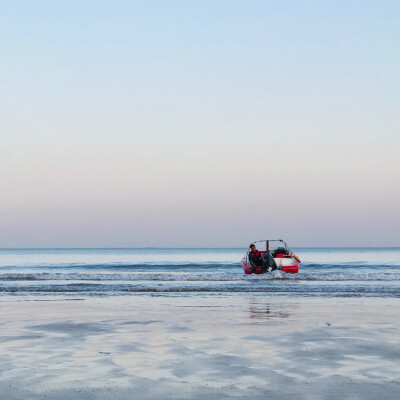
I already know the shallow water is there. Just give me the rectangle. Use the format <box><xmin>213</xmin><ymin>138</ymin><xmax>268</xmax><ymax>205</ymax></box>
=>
<box><xmin>0</xmin><ymin>248</ymin><xmax>399</xmax><ymax>298</ymax></box>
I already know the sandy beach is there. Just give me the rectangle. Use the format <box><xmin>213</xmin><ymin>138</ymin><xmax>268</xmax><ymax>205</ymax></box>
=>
<box><xmin>1</xmin><ymin>295</ymin><xmax>399</xmax><ymax>399</ymax></box>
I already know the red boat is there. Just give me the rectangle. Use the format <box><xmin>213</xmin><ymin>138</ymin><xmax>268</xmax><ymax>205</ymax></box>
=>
<box><xmin>241</xmin><ymin>239</ymin><xmax>301</xmax><ymax>274</ymax></box>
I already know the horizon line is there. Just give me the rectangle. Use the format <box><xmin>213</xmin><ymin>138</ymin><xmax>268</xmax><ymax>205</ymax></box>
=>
<box><xmin>0</xmin><ymin>246</ymin><xmax>399</xmax><ymax>250</ymax></box>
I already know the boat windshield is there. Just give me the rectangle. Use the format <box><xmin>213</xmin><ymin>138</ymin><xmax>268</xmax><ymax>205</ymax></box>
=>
<box><xmin>268</xmin><ymin>240</ymin><xmax>288</xmax><ymax>252</ymax></box>
<box><xmin>249</xmin><ymin>240</ymin><xmax>290</xmax><ymax>254</ymax></box>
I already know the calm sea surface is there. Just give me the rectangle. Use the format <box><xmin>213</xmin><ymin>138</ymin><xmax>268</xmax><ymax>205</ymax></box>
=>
<box><xmin>0</xmin><ymin>248</ymin><xmax>399</xmax><ymax>298</ymax></box>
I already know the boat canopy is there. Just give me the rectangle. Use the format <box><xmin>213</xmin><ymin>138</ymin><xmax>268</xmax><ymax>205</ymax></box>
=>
<box><xmin>250</xmin><ymin>239</ymin><xmax>290</xmax><ymax>254</ymax></box>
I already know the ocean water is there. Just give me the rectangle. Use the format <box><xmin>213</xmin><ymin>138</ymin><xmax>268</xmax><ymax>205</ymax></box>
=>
<box><xmin>0</xmin><ymin>247</ymin><xmax>399</xmax><ymax>298</ymax></box>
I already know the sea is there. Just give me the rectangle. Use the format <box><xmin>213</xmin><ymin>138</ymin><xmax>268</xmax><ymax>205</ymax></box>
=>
<box><xmin>0</xmin><ymin>247</ymin><xmax>399</xmax><ymax>299</ymax></box>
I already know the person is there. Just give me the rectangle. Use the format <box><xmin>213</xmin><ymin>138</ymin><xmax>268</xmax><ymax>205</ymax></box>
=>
<box><xmin>248</xmin><ymin>244</ymin><xmax>277</xmax><ymax>273</ymax></box>
<box><xmin>248</xmin><ymin>244</ymin><xmax>264</xmax><ymax>273</ymax></box>
<box><xmin>263</xmin><ymin>251</ymin><xmax>277</xmax><ymax>272</ymax></box>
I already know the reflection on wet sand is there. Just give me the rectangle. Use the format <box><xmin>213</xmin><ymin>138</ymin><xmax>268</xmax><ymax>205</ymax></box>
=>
<box><xmin>248</xmin><ymin>298</ymin><xmax>295</xmax><ymax>320</ymax></box>
<box><xmin>1</xmin><ymin>296</ymin><xmax>400</xmax><ymax>400</ymax></box>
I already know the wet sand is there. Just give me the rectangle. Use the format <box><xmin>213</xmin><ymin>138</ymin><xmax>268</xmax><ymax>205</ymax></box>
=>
<box><xmin>1</xmin><ymin>295</ymin><xmax>399</xmax><ymax>399</ymax></box>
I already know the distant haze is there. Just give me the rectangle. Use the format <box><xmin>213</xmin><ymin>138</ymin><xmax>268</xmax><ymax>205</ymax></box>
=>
<box><xmin>1</xmin><ymin>1</ymin><xmax>399</xmax><ymax>247</ymax></box>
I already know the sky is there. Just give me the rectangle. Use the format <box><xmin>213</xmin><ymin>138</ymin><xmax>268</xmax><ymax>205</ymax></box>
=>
<box><xmin>1</xmin><ymin>0</ymin><xmax>399</xmax><ymax>247</ymax></box>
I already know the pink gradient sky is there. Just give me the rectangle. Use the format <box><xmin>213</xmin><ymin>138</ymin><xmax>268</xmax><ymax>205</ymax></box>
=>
<box><xmin>1</xmin><ymin>1</ymin><xmax>399</xmax><ymax>247</ymax></box>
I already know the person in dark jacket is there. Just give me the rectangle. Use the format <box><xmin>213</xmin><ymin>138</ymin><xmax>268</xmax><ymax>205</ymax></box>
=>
<box><xmin>249</xmin><ymin>244</ymin><xmax>277</xmax><ymax>273</ymax></box>
<box><xmin>248</xmin><ymin>244</ymin><xmax>263</xmax><ymax>272</ymax></box>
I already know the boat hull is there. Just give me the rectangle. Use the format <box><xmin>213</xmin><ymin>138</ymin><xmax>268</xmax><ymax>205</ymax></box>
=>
<box><xmin>242</xmin><ymin>254</ymin><xmax>300</xmax><ymax>274</ymax></box>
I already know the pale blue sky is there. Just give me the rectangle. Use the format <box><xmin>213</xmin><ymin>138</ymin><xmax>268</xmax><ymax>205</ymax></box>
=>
<box><xmin>1</xmin><ymin>1</ymin><xmax>399</xmax><ymax>247</ymax></box>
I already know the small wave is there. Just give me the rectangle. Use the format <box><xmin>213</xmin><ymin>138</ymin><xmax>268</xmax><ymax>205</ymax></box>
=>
<box><xmin>0</xmin><ymin>262</ymin><xmax>239</xmax><ymax>271</ymax></box>
<box><xmin>1</xmin><ymin>270</ymin><xmax>400</xmax><ymax>282</ymax></box>
<box><xmin>0</xmin><ymin>282</ymin><xmax>399</xmax><ymax>298</ymax></box>
<box><xmin>303</xmin><ymin>263</ymin><xmax>399</xmax><ymax>269</ymax></box>
<box><xmin>0</xmin><ymin>261</ymin><xmax>399</xmax><ymax>272</ymax></box>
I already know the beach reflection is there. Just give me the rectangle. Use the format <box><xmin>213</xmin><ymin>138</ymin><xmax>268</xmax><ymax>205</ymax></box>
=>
<box><xmin>248</xmin><ymin>298</ymin><xmax>294</xmax><ymax>320</ymax></box>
